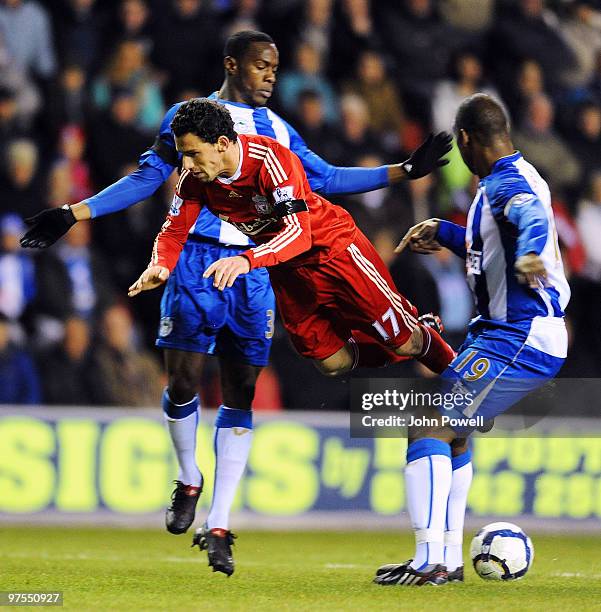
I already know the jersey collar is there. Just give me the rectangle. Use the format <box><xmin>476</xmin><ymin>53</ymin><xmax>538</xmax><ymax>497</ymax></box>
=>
<box><xmin>217</xmin><ymin>137</ymin><xmax>244</xmax><ymax>184</ymax></box>
<box><xmin>491</xmin><ymin>150</ymin><xmax>522</xmax><ymax>173</ymax></box>
<box><xmin>209</xmin><ymin>91</ymin><xmax>254</xmax><ymax>109</ymax></box>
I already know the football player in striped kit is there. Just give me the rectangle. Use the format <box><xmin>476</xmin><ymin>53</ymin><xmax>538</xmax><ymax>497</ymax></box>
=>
<box><xmin>373</xmin><ymin>93</ymin><xmax>569</xmax><ymax>587</ymax></box>
<box><xmin>21</xmin><ymin>31</ymin><xmax>452</xmax><ymax>576</ymax></box>
<box><xmin>128</xmin><ymin>98</ymin><xmax>457</xmax><ymax>572</ymax></box>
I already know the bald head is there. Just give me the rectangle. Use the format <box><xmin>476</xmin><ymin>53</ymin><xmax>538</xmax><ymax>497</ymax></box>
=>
<box><xmin>454</xmin><ymin>93</ymin><xmax>510</xmax><ymax>146</ymax></box>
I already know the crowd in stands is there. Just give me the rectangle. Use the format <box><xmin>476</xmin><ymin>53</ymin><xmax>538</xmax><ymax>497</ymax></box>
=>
<box><xmin>1</xmin><ymin>0</ymin><xmax>601</xmax><ymax>408</ymax></box>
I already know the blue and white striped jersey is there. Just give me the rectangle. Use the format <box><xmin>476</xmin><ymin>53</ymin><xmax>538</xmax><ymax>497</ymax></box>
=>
<box><xmin>141</xmin><ymin>93</ymin><xmax>388</xmax><ymax>246</ymax></box>
<box><xmin>466</xmin><ymin>152</ymin><xmax>570</xmax><ymax>323</ymax></box>
<box><xmin>438</xmin><ymin>152</ymin><xmax>570</xmax><ymax>329</ymax></box>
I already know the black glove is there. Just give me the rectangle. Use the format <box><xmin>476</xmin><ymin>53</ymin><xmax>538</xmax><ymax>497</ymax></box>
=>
<box><xmin>401</xmin><ymin>132</ymin><xmax>453</xmax><ymax>179</ymax></box>
<box><xmin>20</xmin><ymin>206</ymin><xmax>77</xmax><ymax>249</ymax></box>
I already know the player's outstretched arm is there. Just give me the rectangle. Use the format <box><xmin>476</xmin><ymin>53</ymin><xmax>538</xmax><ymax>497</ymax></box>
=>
<box><xmin>20</xmin><ymin>104</ymin><xmax>182</xmax><ymax>249</ymax></box>
<box><xmin>128</xmin><ymin>266</ymin><xmax>170</xmax><ymax>297</ymax></box>
<box><xmin>283</xmin><ymin>116</ymin><xmax>452</xmax><ymax>195</ymax></box>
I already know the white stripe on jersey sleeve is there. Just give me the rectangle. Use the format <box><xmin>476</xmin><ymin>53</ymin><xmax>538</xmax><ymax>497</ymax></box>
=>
<box><xmin>267</xmin><ymin>109</ymin><xmax>291</xmax><ymax>147</ymax></box>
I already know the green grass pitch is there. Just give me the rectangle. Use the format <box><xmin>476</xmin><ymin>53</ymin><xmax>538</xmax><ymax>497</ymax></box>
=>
<box><xmin>2</xmin><ymin>526</ymin><xmax>601</xmax><ymax>611</ymax></box>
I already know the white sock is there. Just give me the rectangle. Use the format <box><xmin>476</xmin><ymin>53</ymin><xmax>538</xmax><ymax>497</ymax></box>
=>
<box><xmin>405</xmin><ymin>439</ymin><xmax>452</xmax><ymax>570</ymax></box>
<box><xmin>445</xmin><ymin>452</ymin><xmax>473</xmax><ymax>571</ymax></box>
<box><xmin>163</xmin><ymin>391</ymin><xmax>202</xmax><ymax>487</ymax></box>
<box><xmin>207</xmin><ymin>406</ymin><xmax>253</xmax><ymax>530</ymax></box>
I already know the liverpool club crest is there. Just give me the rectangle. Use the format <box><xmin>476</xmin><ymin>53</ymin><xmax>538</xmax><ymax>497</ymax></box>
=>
<box><xmin>252</xmin><ymin>194</ymin><xmax>272</xmax><ymax>215</ymax></box>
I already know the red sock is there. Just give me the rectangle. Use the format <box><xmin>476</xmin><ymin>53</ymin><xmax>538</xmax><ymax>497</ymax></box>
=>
<box><xmin>417</xmin><ymin>325</ymin><xmax>456</xmax><ymax>374</ymax></box>
<box><xmin>349</xmin><ymin>331</ymin><xmax>410</xmax><ymax>369</ymax></box>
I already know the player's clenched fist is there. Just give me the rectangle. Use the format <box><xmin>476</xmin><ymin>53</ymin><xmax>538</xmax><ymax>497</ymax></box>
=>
<box><xmin>395</xmin><ymin>218</ymin><xmax>442</xmax><ymax>254</ymax></box>
<box><xmin>203</xmin><ymin>255</ymin><xmax>251</xmax><ymax>291</ymax></box>
<box><xmin>128</xmin><ymin>265</ymin><xmax>170</xmax><ymax>297</ymax></box>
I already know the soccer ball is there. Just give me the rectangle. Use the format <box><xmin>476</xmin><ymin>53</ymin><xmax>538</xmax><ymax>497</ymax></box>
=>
<box><xmin>470</xmin><ymin>522</ymin><xmax>534</xmax><ymax>580</ymax></box>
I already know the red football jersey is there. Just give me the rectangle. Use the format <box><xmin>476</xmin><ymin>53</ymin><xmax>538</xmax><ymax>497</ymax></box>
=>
<box><xmin>152</xmin><ymin>134</ymin><xmax>358</xmax><ymax>272</ymax></box>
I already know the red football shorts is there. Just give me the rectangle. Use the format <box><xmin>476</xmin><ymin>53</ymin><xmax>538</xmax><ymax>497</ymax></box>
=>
<box><xmin>268</xmin><ymin>230</ymin><xmax>419</xmax><ymax>361</ymax></box>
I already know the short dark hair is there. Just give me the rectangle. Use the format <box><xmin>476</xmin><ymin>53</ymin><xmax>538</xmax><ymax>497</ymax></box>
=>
<box><xmin>454</xmin><ymin>93</ymin><xmax>510</xmax><ymax>145</ymax></box>
<box><xmin>224</xmin><ymin>30</ymin><xmax>274</xmax><ymax>60</ymax></box>
<box><xmin>170</xmin><ymin>98</ymin><xmax>237</xmax><ymax>143</ymax></box>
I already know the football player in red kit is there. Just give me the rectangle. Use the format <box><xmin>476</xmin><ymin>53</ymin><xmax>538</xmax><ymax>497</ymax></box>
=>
<box><xmin>129</xmin><ymin>99</ymin><xmax>455</xmax><ymax>375</ymax></box>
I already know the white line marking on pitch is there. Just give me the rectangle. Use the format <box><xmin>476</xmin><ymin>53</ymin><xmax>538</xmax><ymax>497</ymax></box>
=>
<box><xmin>551</xmin><ymin>572</ymin><xmax>601</xmax><ymax>578</ymax></box>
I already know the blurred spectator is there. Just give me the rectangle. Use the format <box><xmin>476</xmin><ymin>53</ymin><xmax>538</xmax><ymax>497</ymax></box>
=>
<box><xmin>0</xmin><ymin>32</ymin><xmax>40</xmax><ymax>128</ymax></box>
<box><xmin>432</xmin><ymin>48</ymin><xmax>501</xmax><ymax>133</ymax></box>
<box><xmin>343</xmin><ymin>49</ymin><xmax>405</xmax><ymax>147</ymax></box>
<box><xmin>378</xmin><ymin>0</ymin><xmax>462</xmax><ymax>124</ymax></box>
<box><xmin>513</xmin><ymin>93</ymin><xmax>581</xmax><ymax>193</ymax></box>
<box><xmin>106</xmin><ymin>0</ymin><xmax>154</xmax><ymax>57</ymax></box>
<box><xmin>53</xmin><ymin>220</ymin><xmax>116</xmax><ymax>320</ymax></box>
<box><xmin>88</xmin><ymin>88</ymin><xmax>149</xmax><ymax>186</ymax></box>
<box><xmin>291</xmin><ymin>89</ymin><xmax>344</xmax><ymax>162</ymax></box>
<box><xmin>335</xmin><ymin>93</ymin><xmax>381</xmax><ymax>163</ymax></box>
<box><xmin>220</xmin><ymin>0</ymin><xmax>262</xmax><ymax>37</ymax></box>
<box><xmin>552</xmin><ymin>197</ymin><xmax>586</xmax><ymax>277</ymax></box>
<box><xmin>567</xmin><ymin>101</ymin><xmax>601</xmax><ymax>184</ymax></box>
<box><xmin>50</xmin><ymin>64</ymin><xmax>89</xmax><ymax>129</ymax></box>
<box><xmin>151</xmin><ymin>0</ymin><xmax>220</xmax><ymax>102</ymax></box>
<box><xmin>0</xmin><ymin>139</ymin><xmax>45</xmax><ymax>219</ymax></box>
<box><xmin>330</xmin><ymin>0</ymin><xmax>381</xmax><ymax>81</ymax></box>
<box><xmin>0</xmin><ymin>86</ymin><xmax>21</xmax><ymax>142</ymax></box>
<box><xmin>439</xmin><ymin>0</ymin><xmax>494</xmax><ymax>33</ymax></box>
<box><xmin>576</xmin><ymin>171</ymin><xmax>601</xmax><ymax>281</ymax></box>
<box><xmin>37</xmin><ymin>316</ymin><xmax>106</xmax><ymax>405</ymax></box>
<box><xmin>558</xmin><ymin>1</ymin><xmax>601</xmax><ymax>89</ymax></box>
<box><xmin>405</xmin><ymin>173</ymin><xmax>436</xmax><ymax>224</ymax></box>
<box><xmin>505</xmin><ymin>58</ymin><xmax>546</xmax><ymax>125</ymax></box>
<box><xmin>94</xmin><ymin>303</ymin><xmax>164</xmax><ymax>406</ymax></box>
<box><xmin>298</xmin><ymin>0</ymin><xmax>333</xmax><ymax>57</ymax></box>
<box><xmin>48</xmin><ymin>125</ymin><xmax>93</xmax><ymax>207</ymax></box>
<box><xmin>419</xmin><ymin>249</ymin><xmax>473</xmax><ymax>348</ymax></box>
<box><xmin>587</xmin><ymin>48</ymin><xmax>601</xmax><ymax>103</ymax></box>
<box><xmin>339</xmin><ymin>154</ymin><xmax>408</xmax><ymax>237</ymax></box>
<box><xmin>390</xmin><ymin>245</ymin><xmax>440</xmax><ymax>325</ymax></box>
<box><xmin>489</xmin><ymin>0</ymin><xmax>576</xmax><ymax>95</ymax></box>
<box><xmin>52</xmin><ymin>0</ymin><xmax>108</xmax><ymax>73</ymax></box>
<box><xmin>277</xmin><ymin>41</ymin><xmax>338</xmax><ymax>123</ymax></box>
<box><xmin>0</xmin><ymin>0</ymin><xmax>56</xmax><ymax>80</ymax></box>
<box><xmin>92</xmin><ymin>38</ymin><xmax>164</xmax><ymax>132</ymax></box>
<box><xmin>0</xmin><ymin>311</ymin><xmax>40</xmax><ymax>403</ymax></box>
<box><xmin>0</xmin><ymin>213</ymin><xmax>36</xmax><ymax>323</ymax></box>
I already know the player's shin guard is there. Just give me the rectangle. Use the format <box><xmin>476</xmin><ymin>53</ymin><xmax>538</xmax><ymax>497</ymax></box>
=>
<box><xmin>445</xmin><ymin>449</ymin><xmax>473</xmax><ymax>573</ymax></box>
<box><xmin>416</xmin><ymin>325</ymin><xmax>456</xmax><ymax>374</ymax></box>
<box><xmin>405</xmin><ymin>439</ymin><xmax>452</xmax><ymax>570</ymax></box>
<box><xmin>163</xmin><ymin>389</ymin><xmax>202</xmax><ymax>487</ymax></box>
<box><xmin>207</xmin><ymin>406</ymin><xmax>253</xmax><ymax>530</ymax></box>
